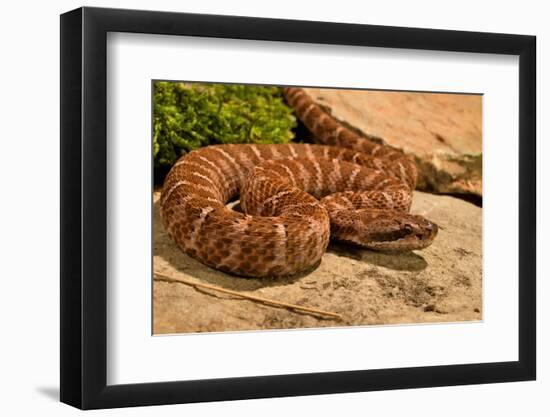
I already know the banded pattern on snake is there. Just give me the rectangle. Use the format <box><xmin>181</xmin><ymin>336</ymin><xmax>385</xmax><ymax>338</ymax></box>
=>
<box><xmin>160</xmin><ymin>87</ymin><xmax>438</xmax><ymax>278</ymax></box>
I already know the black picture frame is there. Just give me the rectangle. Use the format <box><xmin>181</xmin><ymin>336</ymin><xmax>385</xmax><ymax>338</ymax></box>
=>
<box><xmin>60</xmin><ymin>6</ymin><xmax>536</xmax><ymax>410</ymax></box>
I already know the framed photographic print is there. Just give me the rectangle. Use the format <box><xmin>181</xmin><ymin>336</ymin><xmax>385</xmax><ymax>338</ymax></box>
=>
<box><xmin>60</xmin><ymin>6</ymin><xmax>536</xmax><ymax>409</ymax></box>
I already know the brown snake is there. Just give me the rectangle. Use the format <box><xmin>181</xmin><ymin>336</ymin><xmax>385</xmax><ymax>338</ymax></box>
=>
<box><xmin>160</xmin><ymin>87</ymin><xmax>438</xmax><ymax>278</ymax></box>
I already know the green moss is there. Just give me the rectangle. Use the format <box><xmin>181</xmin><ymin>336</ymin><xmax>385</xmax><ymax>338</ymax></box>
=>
<box><xmin>153</xmin><ymin>82</ymin><xmax>297</xmax><ymax>167</ymax></box>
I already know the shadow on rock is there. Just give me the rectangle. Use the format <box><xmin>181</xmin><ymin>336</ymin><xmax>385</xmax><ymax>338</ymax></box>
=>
<box><xmin>328</xmin><ymin>241</ymin><xmax>428</xmax><ymax>272</ymax></box>
<box><xmin>163</xmin><ymin>258</ymin><xmax>321</xmax><ymax>292</ymax></box>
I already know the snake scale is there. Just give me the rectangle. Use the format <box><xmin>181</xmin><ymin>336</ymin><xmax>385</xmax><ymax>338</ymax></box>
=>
<box><xmin>160</xmin><ymin>87</ymin><xmax>438</xmax><ymax>278</ymax></box>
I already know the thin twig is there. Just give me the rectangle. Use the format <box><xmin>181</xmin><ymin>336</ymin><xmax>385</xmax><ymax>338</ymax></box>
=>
<box><xmin>154</xmin><ymin>271</ymin><xmax>343</xmax><ymax>321</ymax></box>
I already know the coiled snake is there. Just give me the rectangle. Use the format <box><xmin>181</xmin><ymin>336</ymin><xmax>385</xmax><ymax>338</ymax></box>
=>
<box><xmin>160</xmin><ymin>87</ymin><xmax>438</xmax><ymax>277</ymax></box>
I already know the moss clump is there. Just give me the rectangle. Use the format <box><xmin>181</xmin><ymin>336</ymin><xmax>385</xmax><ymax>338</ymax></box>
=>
<box><xmin>153</xmin><ymin>82</ymin><xmax>297</xmax><ymax>167</ymax></box>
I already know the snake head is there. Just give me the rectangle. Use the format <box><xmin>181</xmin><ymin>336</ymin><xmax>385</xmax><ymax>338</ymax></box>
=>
<box><xmin>330</xmin><ymin>209</ymin><xmax>438</xmax><ymax>251</ymax></box>
<box><xmin>360</xmin><ymin>212</ymin><xmax>439</xmax><ymax>251</ymax></box>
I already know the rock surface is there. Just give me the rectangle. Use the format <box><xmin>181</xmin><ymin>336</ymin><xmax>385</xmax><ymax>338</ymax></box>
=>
<box><xmin>301</xmin><ymin>88</ymin><xmax>482</xmax><ymax>197</ymax></box>
<box><xmin>153</xmin><ymin>191</ymin><xmax>482</xmax><ymax>334</ymax></box>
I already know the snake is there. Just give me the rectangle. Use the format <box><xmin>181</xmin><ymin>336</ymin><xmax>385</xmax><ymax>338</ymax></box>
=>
<box><xmin>159</xmin><ymin>87</ymin><xmax>438</xmax><ymax>278</ymax></box>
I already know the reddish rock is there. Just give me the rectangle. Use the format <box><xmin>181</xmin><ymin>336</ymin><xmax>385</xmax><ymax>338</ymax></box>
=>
<box><xmin>301</xmin><ymin>88</ymin><xmax>482</xmax><ymax>197</ymax></box>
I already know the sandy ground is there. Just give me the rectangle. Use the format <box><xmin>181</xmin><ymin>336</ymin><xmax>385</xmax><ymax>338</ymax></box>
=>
<box><xmin>153</xmin><ymin>190</ymin><xmax>482</xmax><ymax>334</ymax></box>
